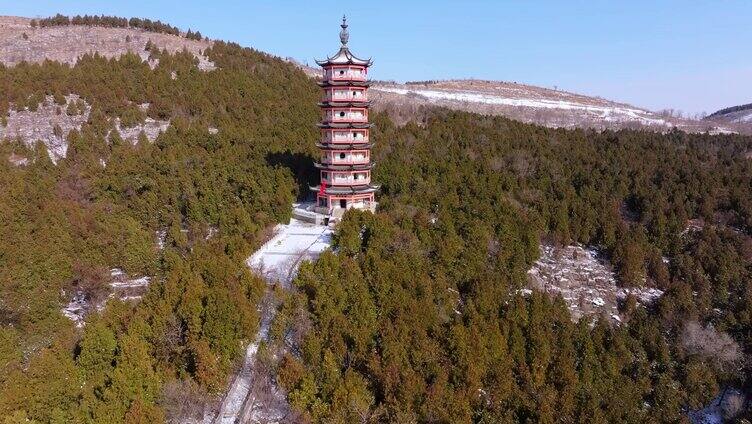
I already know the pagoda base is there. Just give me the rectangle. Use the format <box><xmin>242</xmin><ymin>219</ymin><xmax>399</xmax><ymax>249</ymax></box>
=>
<box><xmin>292</xmin><ymin>199</ymin><xmax>377</xmax><ymax>226</ymax></box>
<box><xmin>313</xmin><ymin>201</ymin><xmax>377</xmax><ymax>216</ymax></box>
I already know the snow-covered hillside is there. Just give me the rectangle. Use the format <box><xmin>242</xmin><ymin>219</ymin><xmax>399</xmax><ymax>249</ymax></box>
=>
<box><xmin>293</xmin><ymin>59</ymin><xmax>737</xmax><ymax>133</ymax></box>
<box><xmin>729</xmin><ymin>110</ymin><xmax>752</xmax><ymax>123</ymax></box>
<box><xmin>369</xmin><ymin>80</ymin><xmax>732</xmax><ymax>133</ymax></box>
<box><xmin>704</xmin><ymin>103</ymin><xmax>752</xmax><ymax>135</ymax></box>
<box><xmin>708</xmin><ymin>105</ymin><xmax>752</xmax><ymax>124</ymax></box>
<box><xmin>373</xmin><ymin>83</ymin><xmax>670</xmax><ymax>128</ymax></box>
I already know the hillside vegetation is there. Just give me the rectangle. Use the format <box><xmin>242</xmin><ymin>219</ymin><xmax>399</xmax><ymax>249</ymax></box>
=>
<box><xmin>0</xmin><ymin>15</ymin><xmax>751</xmax><ymax>424</ymax></box>
<box><xmin>0</xmin><ymin>41</ymin><xmax>319</xmax><ymax>422</ymax></box>
<box><xmin>268</xmin><ymin>112</ymin><xmax>752</xmax><ymax>422</ymax></box>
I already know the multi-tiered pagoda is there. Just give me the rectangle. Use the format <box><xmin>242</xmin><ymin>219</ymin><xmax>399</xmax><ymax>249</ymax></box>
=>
<box><xmin>311</xmin><ymin>16</ymin><xmax>378</xmax><ymax>215</ymax></box>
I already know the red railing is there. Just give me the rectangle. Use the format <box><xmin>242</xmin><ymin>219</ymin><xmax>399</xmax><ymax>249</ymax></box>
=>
<box><xmin>321</xmin><ymin>176</ymin><xmax>371</xmax><ymax>186</ymax></box>
<box><xmin>320</xmin><ymin>155</ymin><xmax>369</xmax><ymax>165</ymax></box>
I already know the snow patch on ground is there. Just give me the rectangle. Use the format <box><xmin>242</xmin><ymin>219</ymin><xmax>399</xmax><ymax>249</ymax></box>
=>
<box><xmin>527</xmin><ymin>244</ymin><xmax>663</xmax><ymax>322</ymax></box>
<box><xmin>61</xmin><ymin>267</ymin><xmax>151</xmax><ymax>327</ymax></box>
<box><xmin>216</xmin><ymin>333</ymin><xmax>267</xmax><ymax>424</ymax></box>
<box><xmin>6</xmin><ymin>153</ymin><xmax>28</xmax><ymax>166</ymax></box>
<box><xmin>689</xmin><ymin>389</ymin><xmax>746</xmax><ymax>424</ymax></box>
<box><xmin>61</xmin><ymin>292</ymin><xmax>89</xmax><ymax>327</ymax></box>
<box><xmin>156</xmin><ymin>229</ymin><xmax>167</xmax><ymax>250</ymax></box>
<box><xmin>247</xmin><ymin>218</ymin><xmax>333</xmax><ymax>286</ymax></box>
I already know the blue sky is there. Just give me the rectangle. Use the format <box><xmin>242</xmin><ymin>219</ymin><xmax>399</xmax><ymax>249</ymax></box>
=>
<box><xmin>3</xmin><ymin>0</ymin><xmax>751</xmax><ymax>114</ymax></box>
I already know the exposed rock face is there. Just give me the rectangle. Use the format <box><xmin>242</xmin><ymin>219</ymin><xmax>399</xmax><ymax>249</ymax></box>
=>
<box><xmin>527</xmin><ymin>243</ymin><xmax>663</xmax><ymax>323</ymax></box>
<box><xmin>1</xmin><ymin>95</ymin><xmax>169</xmax><ymax>163</ymax></box>
<box><xmin>113</xmin><ymin>117</ymin><xmax>171</xmax><ymax>144</ymax></box>
<box><xmin>0</xmin><ymin>16</ymin><xmax>215</xmax><ymax>70</ymax></box>
<box><xmin>0</xmin><ymin>94</ymin><xmax>89</xmax><ymax>162</ymax></box>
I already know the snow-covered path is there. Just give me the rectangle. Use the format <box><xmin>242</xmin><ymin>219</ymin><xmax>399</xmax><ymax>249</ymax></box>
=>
<box><xmin>247</xmin><ymin>218</ymin><xmax>333</xmax><ymax>286</ymax></box>
<box><xmin>214</xmin><ymin>219</ymin><xmax>332</xmax><ymax>423</ymax></box>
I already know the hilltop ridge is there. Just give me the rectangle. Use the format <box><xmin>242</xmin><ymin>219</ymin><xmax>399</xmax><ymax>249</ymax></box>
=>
<box><xmin>295</xmin><ymin>59</ymin><xmax>741</xmax><ymax>133</ymax></box>
<box><xmin>0</xmin><ymin>15</ymin><xmax>743</xmax><ymax>134</ymax></box>
<box><xmin>704</xmin><ymin>102</ymin><xmax>752</xmax><ymax>134</ymax></box>
<box><xmin>0</xmin><ymin>16</ymin><xmax>214</xmax><ymax>69</ymax></box>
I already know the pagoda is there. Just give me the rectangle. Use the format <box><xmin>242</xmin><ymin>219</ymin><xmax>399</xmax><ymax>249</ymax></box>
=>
<box><xmin>311</xmin><ymin>16</ymin><xmax>378</xmax><ymax>215</ymax></box>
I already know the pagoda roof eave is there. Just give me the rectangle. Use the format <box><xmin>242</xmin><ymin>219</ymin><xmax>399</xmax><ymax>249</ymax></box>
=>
<box><xmin>315</xmin><ymin>46</ymin><xmax>373</xmax><ymax>67</ymax></box>
<box><xmin>317</xmin><ymin>123</ymin><xmax>373</xmax><ymax>129</ymax></box>
<box><xmin>309</xmin><ymin>184</ymin><xmax>380</xmax><ymax>195</ymax></box>
<box><xmin>318</xmin><ymin>101</ymin><xmax>371</xmax><ymax>107</ymax></box>
<box><xmin>316</xmin><ymin>142</ymin><xmax>374</xmax><ymax>149</ymax></box>
<box><xmin>314</xmin><ymin>162</ymin><xmax>375</xmax><ymax>171</ymax></box>
<box><xmin>317</xmin><ymin>80</ymin><xmax>372</xmax><ymax>87</ymax></box>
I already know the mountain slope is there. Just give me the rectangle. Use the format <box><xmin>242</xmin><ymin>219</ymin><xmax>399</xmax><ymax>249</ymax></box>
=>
<box><xmin>370</xmin><ymin>79</ymin><xmax>675</xmax><ymax>130</ymax></box>
<box><xmin>704</xmin><ymin>103</ymin><xmax>752</xmax><ymax>136</ymax></box>
<box><xmin>703</xmin><ymin>103</ymin><xmax>752</xmax><ymax>134</ymax></box>
<box><xmin>297</xmin><ymin>62</ymin><xmax>736</xmax><ymax>133</ymax></box>
<box><xmin>0</xmin><ymin>16</ymin><xmax>214</xmax><ymax>69</ymax></box>
<box><xmin>1</xmin><ymin>14</ymin><xmax>751</xmax><ymax>424</ymax></box>
<box><xmin>708</xmin><ymin>103</ymin><xmax>752</xmax><ymax>122</ymax></box>
<box><xmin>1</xmin><ymin>15</ymin><xmax>737</xmax><ymax>135</ymax></box>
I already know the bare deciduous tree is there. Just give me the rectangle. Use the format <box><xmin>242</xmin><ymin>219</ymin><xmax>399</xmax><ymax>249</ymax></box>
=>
<box><xmin>162</xmin><ymin>379</ymin><xmax>212</xmax><ymax>423</ymax></box>
<box><xmin>682</xmin><ymin>321</ymin><xmax>744</xmax><ymax>377</ymax></box>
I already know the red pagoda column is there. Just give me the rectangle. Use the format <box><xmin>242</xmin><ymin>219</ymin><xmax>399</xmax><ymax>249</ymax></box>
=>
<box><xmin>311</xmin><ymin>16</ymin><xmax>378</xmax><ymax>215</ymax></box>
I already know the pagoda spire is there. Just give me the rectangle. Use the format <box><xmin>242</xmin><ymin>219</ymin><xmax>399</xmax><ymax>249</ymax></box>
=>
<box><xmin>339</xmin><ymin>15</ymin><xmax>349</xmax><ymax>46</ymax></box>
